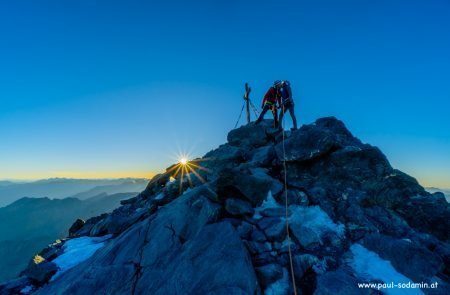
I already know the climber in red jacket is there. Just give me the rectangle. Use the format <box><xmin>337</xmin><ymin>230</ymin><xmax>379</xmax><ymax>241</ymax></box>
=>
<box><xmin>255</xmin><ymin>81</ymin><xmax>282</xmax><ymax>128</ymax></box>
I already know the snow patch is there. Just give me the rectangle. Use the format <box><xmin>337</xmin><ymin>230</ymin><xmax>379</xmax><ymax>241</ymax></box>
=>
<box><xmin>51</xmin><ymin>235</ymin><xmax>112</xmax><ymax>281</ymax></box>
<box><xmin>265</xmin><ymin>268</ymin><xmax>290</xmax><ymax>295</ymax></box>
<box><xmin>154</xmin><ymin>192</ymin><xmax>165</xmax><ymax>200</ymax></box>
<box><xmin>349</xmin><ymin>244</ymin><xmax>424</xmax><ymax>295</ymax></box>
<box><xmin>20</xmin><ymin>285</ymin><xmax>33</xmax><ymax>294</ymax></box>
<box><xmin>253</xmin><ymin>191</ymin><xmax>282</xmax><ymax>219</ymax></box>
<box><xmin>289</xmin><ymin>205</ymin><xmax>345</xmax><ymax>238</ymax></box>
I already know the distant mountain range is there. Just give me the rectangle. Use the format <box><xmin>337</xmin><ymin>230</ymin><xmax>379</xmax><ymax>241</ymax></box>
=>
<box><xmin>0</xmin><ymin>178</ymin><xmax>148</xmax><ymax>207</ymax></box>
<box><xmin>0</xmin><ymin>192</ymin><xmax>137</xmax><ymax>283</ymax></box>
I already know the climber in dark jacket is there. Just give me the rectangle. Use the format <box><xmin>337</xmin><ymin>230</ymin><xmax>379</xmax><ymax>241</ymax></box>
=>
<box><xmin>255</xmin><ymin>81</ymin><xmax>281</xmax><ymax>128</ymax></box>
<box><xmin>277</xmin><ymin>80</ymin><xmax>298</xmax><ymax>130</ymax></box>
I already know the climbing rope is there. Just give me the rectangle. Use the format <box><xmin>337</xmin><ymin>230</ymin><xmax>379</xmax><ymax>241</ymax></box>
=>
<box><xmin>249</xmin><ymin>99</ymin><xmax>260</xmax><ymax>117</ymax></box>
<box><xmin>234</xmin><ymin>102</ymin><xmax>245</xmax><ymax>128</ymax></box>
<box><xmin>281</xmin><ymin>103</ymin><xmax>298</xmax><ymax>294</ymax></box>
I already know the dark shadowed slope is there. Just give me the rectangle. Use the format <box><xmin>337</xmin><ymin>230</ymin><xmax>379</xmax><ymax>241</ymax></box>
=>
<box><xmin>0</xmin><ymin>193</ymin><xmax>135</xmax><ymax>283</ymax></box>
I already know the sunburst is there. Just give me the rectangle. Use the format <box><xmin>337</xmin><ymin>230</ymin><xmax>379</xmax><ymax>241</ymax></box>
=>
<box><xmin>165</xmin><ymin>152</ymin><xmax>211</xmax><ymax>194</ymax></box>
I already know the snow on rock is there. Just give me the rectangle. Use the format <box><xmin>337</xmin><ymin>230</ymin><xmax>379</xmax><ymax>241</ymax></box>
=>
<box><xmin>51</xmin><ymin>235</ymin><xmax>112</xmax><ymax>281</ymax></box>
<box><xmin>348</xmin><ymin>244</ymin><xmax>424</xmax><ymax>295</ymax></box>
<box><xmin>20</xmin><ymin>285</ymin><xmax>33</xmax><ymax>294</ymax></box>
<box><xmin>264</xmin><ymin>268</ymin><xmax>290</xmax><ymax>295</ymax></box>
<box><xmin>253</xmin><ymin>191</ymin><xmax>282</xmax><ymax>219</ymax></box>
<box><xmin>253</xmin><ymin>192</ymin><xmax>345</xmax><ymax>240</ymax></box>
<box><xmin>154</xmin><ymin>192</ymin><xmax>165</xmax><ymax>200</ymax></box>
<box><xmin>289</xmin><ymin>205</ymin><xmax>345</xmax><ymax>238</ymax></box>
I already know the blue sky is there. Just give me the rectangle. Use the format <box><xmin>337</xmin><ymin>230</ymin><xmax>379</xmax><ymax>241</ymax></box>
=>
<box><xmin>0</xmin><ymin>0</ymin><xmax>449</xmax><ymax>187</ymax></box>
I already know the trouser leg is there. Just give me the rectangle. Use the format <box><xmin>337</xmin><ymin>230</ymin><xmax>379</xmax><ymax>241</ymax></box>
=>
<box><xmin>289</xmin><ymin>106</ymin><xmax>298</xmax><ymax>129</ymax></box>
<box><xmin>271</xmin><ymin>106</ymin><xmax>278</xmax><ymax>128</ymax></box>
<box><xmin>255</xmin><ymin>105</ymin><xmax>269</xmax><ymax>123</ymax></box>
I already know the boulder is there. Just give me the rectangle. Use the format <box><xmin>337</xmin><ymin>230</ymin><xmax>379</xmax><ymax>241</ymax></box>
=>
<box><xmin>260</xmin><ymin>207</ymin><xmax>291</xmax><ymax>218</ymax></box>
<box><xmin>22</xmin><ymin>255</ymin><xmax>57</xmax><ymax>285</ymax></box>
<box><xmin>225</xmin><ymin>198</ymin><xmax>254</xmax><ymax>216</ymax></box>
<box><xmin>38</xmin><ymin>240</ymin><xmax>63</xmax><ymax>261</ymax></box>
<box><xmin>286</xmin><ymin>189</ymin><xmax>309</xmax><ymax>206</ymax></box>
<box><xmin>314</xmin><ymin>268</ymin><xmax>366</xmax><ymax>295</ymax></box>
<box><xmin>236</xmin><ymin>222</ymin><xmax>254</xmax><ymax>239</ymax></box>
<box><xmin>255</xmin><ymin>263</ymin><xmax>283</xmax><ymax>288</ymax></box>
<box><xmin>293</xmin><ymin>254</ymin><xmax>320</xmax><ymax>280</ymax></box>
<box><xmin>0</xmin><ymin>277</ymin><xmax>32</xmax><ymax>295</ymax></box>
<box><xmin>216</xmin><ymin>169</ymin><xmax>273</xmax><ymax>206</ymax></box>
<box><xmin>263</xmin><ymin>221</ymin><xmax>286</xmax><ymax>242</ymax></box>
<box><xmin>227</xmin><ymin>120</ymin><xmax>274</xmax><ymax>148</ymax></box>
<box><xmin>361</xmin><ymin>233</ymin><xmax>443</xmax><ymax>282</ymax></box>
<box><xmin>68</xmin><ymin>219</ymin><xmax>85</xmax><ymax>237</ymax></box>
<box><xmin>249</xmin><ymin>145</ymin><xmax>276</xmax><ymax>167</ymax></box>
<box><xmin>290</xmin><ymin>225</ymin><xmax>322</xmax><ymax>250</ymax></box>
<box><xmin>275</xmin><ymin>117</ymin><xmax>361</xmax><ymax>162</ymax></box>
<box><xmin>90</xmin><ymin>205</ymin><xmax>153</xmax><ymax>236</ymax></box>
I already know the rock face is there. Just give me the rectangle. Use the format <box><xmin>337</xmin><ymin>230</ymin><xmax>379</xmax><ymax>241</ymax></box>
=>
<box><xmin>2</xmin><ymin>117</ymin><xmax>449</xmax><ymax>294</ymax></box>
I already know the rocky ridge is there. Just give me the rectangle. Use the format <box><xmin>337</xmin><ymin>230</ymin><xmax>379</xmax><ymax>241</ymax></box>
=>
<box><xmin>1</xmin><ymin>117</ymin><xmax>449</xmax><ymax>294</ymax></box>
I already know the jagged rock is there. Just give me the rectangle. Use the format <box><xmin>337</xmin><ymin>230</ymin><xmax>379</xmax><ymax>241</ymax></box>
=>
<box><xmin>314</xmin><ymin>268</ymin><xmax>366</xmax><ymax>295</ymax></box>
<box><xmin>257</xmin><ymin>217</ymin><xmax>281</xmax><ymax>231</ymax></box>
<box><xmin>201</xmin><ymin>144</ymin><xmax>247</xmax><ymax>177</ymax></box>
<box><xmin>249</xmin><ymin>168</ymin><xmax>284</xmax><ymax>197</ymax></box>
<box><xmin>363</xmin><ymin>206</ymin><xmax>410</xmax><ymax>237</ymax></box>
<box><xmin>38</xmin><ymin>240</ymin><xmax>63</xmax><ymax>261</ymax></box>
<box><xmin>36</xmin><ymin>222</ymin><xmax>259</xmax><ymax>295</ymax></box>
<box><xmin>260</xmin><ymin>207</ymin><xmax>291</xmax><ymax>218</ymax></box>
<box><xmin>275</xmin><ymin>117</ymin><xmax>361</xmax><ymax>162</ymax></box>
<box><xmin>251</xmin><ymin>229</ymin><xmax>267</xmax><ymax>243</ymax></box>
<box><xmin>22</xmin><ymin>255</ymin><xmax>57</xmax><ymax>285</ymax></box>
<box><xmin>68</xmin><ymin>219</ymin><xmax>85</xmax><ymax>237</ymax></box>
<box><xmin>286</xmin><ymin>189</ymin><xmax>309</xmax><ymax>206</ymax></box>
<box><xmin>227</xmin><ymin>120</ymin><xmax>274</xmax><ymax>148</ymax></box>
<box><xmin>290</xmin><ymin>225</ymin><xmax>322</xmax><ymax>250</ymax></box>
<box><xmin>263</xmin><ymin>221</ymin><xmax>286</xmax><ymax>242</ymax></box>
<box><xmin>216</xmin><ymin>169</ymin><xmax>273</xmax><ymax>206</ymax></box>
<box><xmin>361</xmin><ymin>233</ymin><xmax>443</xmax><ymax>282</ymax></box>
<box><xmin>249</xmin><ymin>145</ymin><xmax>276</xmax><ymax>167</ymax></box>
<box><xmin>398</xmin><ymin>193</ymin><xmax>449</xmax><ymax>241</ymax></box>
<box><xmin>236</xmin><ymin>222</ymin><xmax>254</xmax><ymax>239</ymax></box>
<box><xmin>140</xmin><ymin>172</ymin><xmax>171</xmax><ymax>198</ymax></box>
<box><xmin>120</xmin><ymin>195</ymin><xmax>139</xmax><ymax>205</ymax></box>
<box><xmin>255</xmin><ymin>263</ymin><xmax>283</xmax><ymax>288</ymax></box>
<box><xmin>0</xmin><ymin>277</ymin><xmax>32</xmax><ymax>295</ymax></box>
<box><xmin>225</xmin><ymin>198</ymin><xmax>254</xmax><ymax>216</ymax></box>
<box><xmin>293</xmin><ymin>254</ymin><xmax>320</xmax><ymax>280</ymax></box>
<box><xmin>90</xmin><ymin>205</ymin><xmax>153</xmax><ymax>236</ymax></box>
<box><xmin>5</xmin><ymin>117</ymin><xmax>450</xmax><ymax>294</ymax></box>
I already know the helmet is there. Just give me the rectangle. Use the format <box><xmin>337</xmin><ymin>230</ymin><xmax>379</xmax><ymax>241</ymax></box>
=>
<box><xmin>273</xmin><ymin>80</ymin><xmax>282</xmax><ymax>87</ymax></box>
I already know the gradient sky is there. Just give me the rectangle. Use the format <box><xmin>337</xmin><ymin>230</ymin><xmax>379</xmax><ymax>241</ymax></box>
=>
<box><xmin>0</xmin><ymin>0</ymin><xmax>449</xmax><ymax>188</ymax></box>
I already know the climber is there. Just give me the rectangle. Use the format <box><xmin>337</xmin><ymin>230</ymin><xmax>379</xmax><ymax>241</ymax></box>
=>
<box><xmin>277</xmin><ymin>80</ymin><xmax>298</xmax><ymax>130</ymax></box>
<box><xmin>255</xmin><ymin>81</ymin><xmax>281</xmax><ymax>128</ymax></box>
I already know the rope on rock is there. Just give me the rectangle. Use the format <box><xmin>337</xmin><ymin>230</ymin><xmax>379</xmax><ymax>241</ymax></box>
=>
<box><xmin>281</xmin><ymin>104</ymin><xmax>298</xmax><ymax>294</ymax></box>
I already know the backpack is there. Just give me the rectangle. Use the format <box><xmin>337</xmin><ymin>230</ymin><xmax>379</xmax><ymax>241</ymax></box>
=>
<box><xmin>280</xmin><ymin>81</ymin><xmax>293</xmax><ymax>102</ymax></box>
